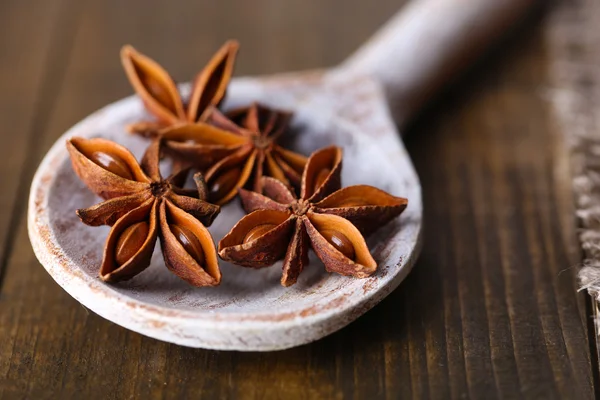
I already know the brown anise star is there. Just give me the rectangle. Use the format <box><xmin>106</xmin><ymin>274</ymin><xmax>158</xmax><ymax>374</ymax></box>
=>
<box><xmin>161</xmin><ymin>102</ymin><xmax>307</xmax><ymax>205</ymax></box>
<box><xmin>218</xmin><ymin>146</ymin><xmax>408</xmax><ymax>286</ymax></box>
<box><xmin>121</xmin><ymin>40</ymin><xmax>238</xmax><ymax>136</ymax></box>
<box><xmin>67</xmin><ymin>137</ymin><xmax>222</xmax><ymax>287</ymax></box>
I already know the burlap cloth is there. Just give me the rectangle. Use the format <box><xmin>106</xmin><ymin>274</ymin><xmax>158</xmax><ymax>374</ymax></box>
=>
<box><xmin>547</xmin><ymin>1</ymin><xmax>600</xmax><ymax>317</ymax></box>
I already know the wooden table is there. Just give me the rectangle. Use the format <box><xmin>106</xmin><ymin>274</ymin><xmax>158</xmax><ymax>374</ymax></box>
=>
<box><xmin>0</xmin><ymin>0</ymin><xmax>597</xmax><ymax>398</ymax></box>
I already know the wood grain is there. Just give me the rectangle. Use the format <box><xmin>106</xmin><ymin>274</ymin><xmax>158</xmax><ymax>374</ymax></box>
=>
<box><xmin>0</xmin><ymin>0</ymin><xmax>74</xmax><ymax>288</ymax></box>
<box><xmin>0</xmin><ymin>0</ymin><xmax>596</xmax><ymax>398</ymax></box>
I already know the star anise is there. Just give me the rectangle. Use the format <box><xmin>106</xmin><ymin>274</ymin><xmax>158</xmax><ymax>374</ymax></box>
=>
<box><xmin>121</xmin><ymin>40</ymin><xmax>238</xmax><ymax>137</ymax></box>
<box><xmin>218</xmin><ymin>146</ymin><xmax>408</xmax><ymax>286</ymax></box>
<box><xmin>67</xmin><ymin>137</ymin><xmax>222</xmax><ymax>286</ymax></box>
<box><xmin>160</xmin><ymin>102</ymin><xmax>307</xmax><ymax>205</ymax></box>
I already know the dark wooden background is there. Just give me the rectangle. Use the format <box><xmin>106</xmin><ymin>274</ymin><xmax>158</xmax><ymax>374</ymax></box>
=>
<box><xmin>0</xmin><ymin>0</ymin><xmax>597</xmax><ymax>398</ymax></box>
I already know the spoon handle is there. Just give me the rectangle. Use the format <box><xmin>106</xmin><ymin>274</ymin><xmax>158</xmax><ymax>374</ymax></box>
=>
<box><xmin>340</xmin><ymin>0</ymin><xmax>539</xmax><ymax>127</ymax></box>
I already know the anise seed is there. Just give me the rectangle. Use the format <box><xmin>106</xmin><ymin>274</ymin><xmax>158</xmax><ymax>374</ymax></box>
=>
<box><xmin>209</xmin><ymin>167</ymin><xmax>241</xmax><ymax>201</ymax></box>
<box><xmin>90</xmin><ymin>151</ymin><xmax>134</xmax><ymax>180</ymax></box>
<box><xmin>115</xmin><ymin>221</ymin><xmax>149</xmax><ymax>266</ymax></box>
<box><xmin>243</xmin><ymin>223</ymin><xmax>276</xmax><ymax>244</ymax></box>
<box><xmin>320</xmin><ymin>229</ymin><xmax>355</xmax><ymax>260</ymax></box>
<box><xmin>313</xmin><ymin>168</ymin><xmax>331</xmax><ymax>192</ymax></box>
<box><xmin>142</xmin><ymin>73</ymin><xmax>177</xmax><ymax>112</ymax></box>
<box><xmin>171</xmin><ymin>224</ymin><xmax>206</xmax><ymax>266</ymax></box>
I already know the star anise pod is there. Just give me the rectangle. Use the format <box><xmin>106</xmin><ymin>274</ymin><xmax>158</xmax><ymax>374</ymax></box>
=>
<box><xmin>121</xmin><ymin>40</ymin><xmax>238</xmax><ymax>136</ymax></box>
<box><xmin>67</xmin><ymin>137</ymin><xmax>222</xmax><ymax>286</ymax></box>
<box><xmin>218</xmin><ymin>146</ymin><xmax>408</xmax><ymax>286</ymax></box>
<box><xmin>160</xmin><ymin>102</ymin><xmax>307</xmax><ymax>205</ymax></box>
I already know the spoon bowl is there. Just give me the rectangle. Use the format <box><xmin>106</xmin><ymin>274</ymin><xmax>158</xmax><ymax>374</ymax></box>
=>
<box><xmin>29</xmin><ymin>73</ymin><xmax>421</xmax><ymax>350</ymax></box>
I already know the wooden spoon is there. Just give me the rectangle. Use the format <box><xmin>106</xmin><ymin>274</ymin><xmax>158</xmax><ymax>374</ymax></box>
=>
<box><xmin>28</xmin><ymin>0</ymin><xmax>536</xmax><ymax>351</ymax></box>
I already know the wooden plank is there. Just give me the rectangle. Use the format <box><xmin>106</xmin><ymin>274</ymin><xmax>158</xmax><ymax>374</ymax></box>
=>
<box><xmin>0</xmin><ymin>1</ymin><xmax>80</xmax><ymax>396</ymax></box>
<box><xmin>0</xmin><ymin>0</ymin><xmax>595</xmax><ymax>398</ymax></box>
<box><xmin>402</xmin><ymin>7</ymin><xmax>594</xmax><ymax>397</ymax></box>
<box><xmin>0</xmin><ymin>0</ymin><xmax>70</xmax><ymax>284</ymax></box>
